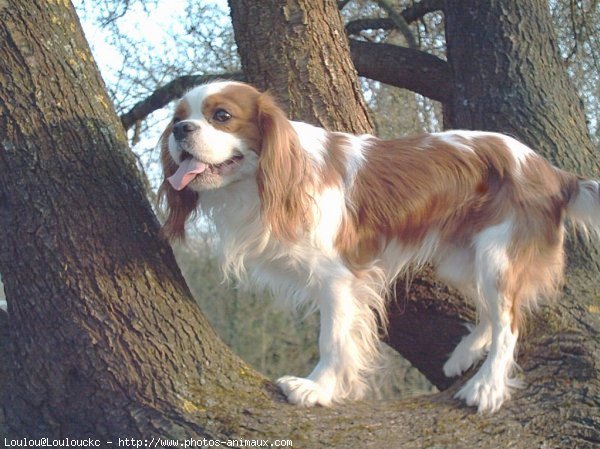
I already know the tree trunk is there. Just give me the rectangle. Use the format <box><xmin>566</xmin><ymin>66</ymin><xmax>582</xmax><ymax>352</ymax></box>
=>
<box><xmin>441</xmin><ymin>0</ymin><xmax>600</xmax><ymax>441</ymax></box>
<box><xmin>228</xmin><ymin>0</ymin><xmax>373</xmax><ymax>133</ymax></box>
<box><xmin>0</xmin><ymin>0</ymin><xmax>270</xmax><ymax>438</ymax></box>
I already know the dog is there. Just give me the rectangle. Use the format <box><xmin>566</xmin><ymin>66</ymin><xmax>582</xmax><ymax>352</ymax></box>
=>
<box><xmin>158</xmin><ymin>80</ymin><xmax>599</xmax><ymax>413</ymax></box>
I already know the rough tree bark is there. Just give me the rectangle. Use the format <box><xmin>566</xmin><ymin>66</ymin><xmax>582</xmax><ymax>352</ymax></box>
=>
<box><xmin>0</xmin><ymin>0</ymin><xmax>271</xmax><ymax>439</ymax></box>
<box><xmin>228</xmin><ymin>0</ymin><xmax>373</xmax><ymax>133</ymax></box>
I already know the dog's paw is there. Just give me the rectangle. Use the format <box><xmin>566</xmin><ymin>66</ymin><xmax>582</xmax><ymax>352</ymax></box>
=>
<box><xmin>444</xmin><ymin>326</ymin><xmax>490</xmax><ymax>378</ymax></box>
<box><xmin>276</xmin><ymin>375</ymin><xmax>333</xmax><ymax>407</ymax></box>
<box><xmin>455</xmin><ymin>370</ymin><xmax>521</xmax><ymax>413</ymax></box>
<box><xmin>443</xmin><ymin>345</ymin><xmax>484</xmax><ymax>378</ymax></box>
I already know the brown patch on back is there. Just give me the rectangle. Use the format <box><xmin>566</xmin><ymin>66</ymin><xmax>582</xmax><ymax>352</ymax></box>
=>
<box><xmin>335</xmin><ymin>131</ymin><xmax>580</xmax><ymax>334</ymax></box>
<box><xmin>336</xmin><ymin>134</ymin><xmax>510</xmax><ymax>265</ymax></box>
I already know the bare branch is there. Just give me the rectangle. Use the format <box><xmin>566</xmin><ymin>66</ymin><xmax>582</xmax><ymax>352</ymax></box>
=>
<box><xmin>376</xmin><ymin>0</ymin><xmax>418</xmax><ymax>49</ymax></box>
<box><xmin>338</xmin><ymin>0</ymin><xmax>352</xmax><ymax>10</ymax></box>
<box><xmin>401</xmin><ymin>0</ymin><xmax>444</xmax><ymax>23</ymax></box>
<box><xmin>346</xmin><ymin>0</ymin><xmax>444</xmax><ymax>35</ymax></box>
<box><xmin>349</xmin><ymin>39</ymin><xmax>451</xmax><ymax>102</ymax></box>
<box><xmin>119</xmin><ymin>72</ymin><xmax>245</xmax><ymax>130</ymax></box>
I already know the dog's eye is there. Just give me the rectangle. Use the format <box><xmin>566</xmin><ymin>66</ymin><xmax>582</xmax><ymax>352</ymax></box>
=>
<box><xmin>213</xmin><ymin>108</ymin><xmax>232</xmax><ymax>123</ymax></box>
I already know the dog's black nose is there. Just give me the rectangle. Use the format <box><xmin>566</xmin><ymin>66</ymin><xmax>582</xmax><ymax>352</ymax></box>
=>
<box><xmin>173</xmin><ymin>121</ymin><xmax>199</xmax><ymax>140</ymax></box>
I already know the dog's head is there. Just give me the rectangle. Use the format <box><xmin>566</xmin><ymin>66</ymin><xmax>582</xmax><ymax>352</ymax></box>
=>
<box><xmin>158</xmin><ymin>81</ymin><xmax>310</xmax><ymax>241</ymax></box>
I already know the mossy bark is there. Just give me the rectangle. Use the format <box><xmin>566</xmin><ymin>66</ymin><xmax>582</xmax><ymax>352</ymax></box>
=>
<box><xmin>0</xmin><ymin>0</ymin><xmax>272</xmax><ymax>438</ymax></box>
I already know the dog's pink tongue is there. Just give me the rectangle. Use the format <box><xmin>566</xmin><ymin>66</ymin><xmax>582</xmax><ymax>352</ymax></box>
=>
<box><xmin>167</xmin><ymin>158</ymin><xmax>207</xmax><ymax>191</ymax></box>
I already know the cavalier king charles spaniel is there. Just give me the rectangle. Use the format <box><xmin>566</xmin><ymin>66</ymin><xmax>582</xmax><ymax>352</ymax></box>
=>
<box><xmin>159</xmin><ymin>80</ymin><xmax>599</xmax><ymax>413</ymax></box>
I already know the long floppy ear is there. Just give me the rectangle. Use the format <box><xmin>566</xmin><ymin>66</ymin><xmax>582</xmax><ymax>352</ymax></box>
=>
<box><xmin>256</xmin><ymin>93</ymin><xmax>314</xmax><ymax>242</ymax></box>
<box><xmin>157</xmin><ymin>124</ymin><xmax>199</xmax><ymax>241</ymax></box>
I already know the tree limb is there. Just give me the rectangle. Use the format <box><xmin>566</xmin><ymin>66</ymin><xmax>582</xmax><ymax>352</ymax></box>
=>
<box><xmin>349</xmin><ymin>39</ymin><xmax>452</xmax><ymax>102</ymax></box>
<box><xmin>346</xmin><ymin>0</ymin><xmax>444</xmax><ymax>35</ymax></box>
<box><xmin>376</xmin><ymin>0</ymin><xmax>418</xmax><ymax>49</ymax></box>
<box><xmin>119</xmin><ymin>72</ymin><xmax>245</xmax><ymax>130</ymax></box>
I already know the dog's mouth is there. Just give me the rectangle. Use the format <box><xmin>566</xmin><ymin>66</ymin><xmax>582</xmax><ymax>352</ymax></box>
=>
<box><xmin>168</xmin><ymin>151</ymin><xmax>245</xmax><ymax>191</ymax></box>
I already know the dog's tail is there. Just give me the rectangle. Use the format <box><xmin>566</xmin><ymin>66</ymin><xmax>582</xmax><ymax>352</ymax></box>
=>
<box><xmin>565</xmin><ymin>177</ymin><xmax>600</xmax><ymax>238</ymax></box>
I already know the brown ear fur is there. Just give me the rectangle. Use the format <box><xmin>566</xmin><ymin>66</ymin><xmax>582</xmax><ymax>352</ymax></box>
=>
<box><xmin>256</xmin><ymin>93</ymin><xmax>314</xmax><ymax>242</ymax></box>
<box><xmin>157</xmin><ymin>124</ymin><xmax>199</xmax><ymax>241</ymax></box>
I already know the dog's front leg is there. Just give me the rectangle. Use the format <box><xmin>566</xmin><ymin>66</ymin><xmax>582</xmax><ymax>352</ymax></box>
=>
<box><xmin>277</xmin><ymin>275</ymin><xmax>378</xmax><ymax>406</ymax></box>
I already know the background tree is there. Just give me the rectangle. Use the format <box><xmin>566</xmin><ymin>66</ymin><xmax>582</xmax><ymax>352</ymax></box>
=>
<box><xmin>1</xmin><ymin>0</ymin><xmax>598</xmax><ymax>447</ymax></box>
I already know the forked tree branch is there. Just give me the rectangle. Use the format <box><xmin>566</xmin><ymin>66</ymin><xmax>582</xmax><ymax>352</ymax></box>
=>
<box><xmin>376</xmin><ymin>0</ymin><xmax>418</xmax><ymax>49</ymax></box>
<box><xmin>346</xmin><ymin>0</ymin><xmax>444</xmax><ymax>35</ymax></box>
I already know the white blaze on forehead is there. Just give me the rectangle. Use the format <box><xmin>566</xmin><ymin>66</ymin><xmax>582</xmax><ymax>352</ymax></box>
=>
<box><xmin>184</xmin><ymin>81</ymin><xmax>246</xmax><ymax>118</ymax></box>
<box><xmin>169</xmin><ymin>81</ymin><xmax>249</xmax><ymax>166</ymax></box>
